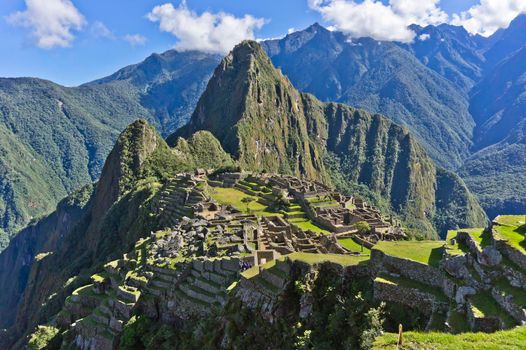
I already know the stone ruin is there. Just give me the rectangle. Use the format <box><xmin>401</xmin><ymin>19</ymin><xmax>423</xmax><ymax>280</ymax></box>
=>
<box><xmin>154</xmin><ymin>171</ymin><xmax>406</xmax><ymax>267</ymax></box>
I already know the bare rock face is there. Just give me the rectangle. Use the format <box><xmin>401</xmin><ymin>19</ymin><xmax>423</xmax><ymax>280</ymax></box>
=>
<box><xmin>479</xmin><ymin>246</ymin><xmax>502</xmax><ymax>267</ymax></box>
<box><xmin>455</xmin><ymin>286</ymin><xmax>476</xmax><ymax>304</ymax></box>
<box><xmin>299</xmin><ymin>294</ymin><xmax>314</xmax><ymax>319</ymax></box>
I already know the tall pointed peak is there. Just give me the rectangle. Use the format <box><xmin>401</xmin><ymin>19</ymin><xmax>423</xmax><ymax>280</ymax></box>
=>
<box><xmin>94</xmin><ymin>119</ymin><xmax>164</xmax><ymax>215</ymax></box>
<box><xmin>168</xmin><ymin>40</ymin><xmax>290</xmax><ymax>150</ymax></box>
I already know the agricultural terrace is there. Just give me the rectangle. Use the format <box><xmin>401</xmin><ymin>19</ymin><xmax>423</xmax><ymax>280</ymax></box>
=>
<box><xmin>338</xmin><ymin>237</ymin><xmax>371</xmax><ymax>255</ymax></box>
<box><xmin>373</xmin><ymin>241</ymin><xmax>444</xmax><ymax>267</ymax></box>
<box><xmin>493</xmin><ymin>215</ymin><xmax>526</xmax><ymax>254</ymax></box>
<box><xmin>445</xmin><ymin>228</ymin><xmax>487</xmax><ymax>255</ymax></box>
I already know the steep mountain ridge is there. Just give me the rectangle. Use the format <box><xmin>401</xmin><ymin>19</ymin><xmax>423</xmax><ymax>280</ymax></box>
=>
<box><xmin>172</xmin><ymin>41</ymin><xmax>328</xmax><ymax>182</ymax></box>
<box><xmin>484</xmin><ymin>14</ymin><xmax>526</xmax><ymax>67</ymax></box>
<box><xmin>403</xmin><ymin>23</ymin><xmax>485</xmax><ymax>92</ymax></box>
<box><xmin>171</xmin><ymin>41</ymin><xmax>486</xmax><ymax>237</ymax></box>
<box><xmin>0</xmin><ymin>120</ymin><xmax>234</xmax><ymax>346</ymax></box>
<box><xmin>261</xmin><ymin>23</ymin><xmax>475</xmax><ymax>169</ymax></box>
<box><xmin>0</xmin><ymin>51</ymin><xmax>219</xmax><ymax>248</ymax></box>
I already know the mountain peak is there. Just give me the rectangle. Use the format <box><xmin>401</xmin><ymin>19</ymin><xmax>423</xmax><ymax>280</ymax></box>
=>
<box><xmin>169</xmin><ymin>40</ymin><xmax>326</xmax><ymax>180</ymax></box>
<box><xmin>94</xmin><ymin>119</ymin><xmax>162</xmax><ymax>214</ymax></box>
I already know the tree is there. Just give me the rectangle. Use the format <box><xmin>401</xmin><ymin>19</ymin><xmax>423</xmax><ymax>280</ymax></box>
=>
<box><xmin>360</xmin><ymin>303</ymin><xmax>385</xmax><ymax>350</ymax></box>
<box><xmin>354</xmin><ymin>221</ymin><xmax>371</xmax><ymax>235</ymax></box>
<box><xmin>241</xmin><ymin>197</ymin><xmax>255</xmax><ymax>213</ymax></box>
<box><xmin>273</xmin><ymin>192</ymin><xmax>290</xmax><ymax>211</ymax></box>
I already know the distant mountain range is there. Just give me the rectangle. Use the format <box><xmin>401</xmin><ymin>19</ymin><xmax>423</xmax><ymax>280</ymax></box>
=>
<box><xmin>1</xmin><ymin>14</ymin><xmax>526</xmax><ymax>249</ymax></box>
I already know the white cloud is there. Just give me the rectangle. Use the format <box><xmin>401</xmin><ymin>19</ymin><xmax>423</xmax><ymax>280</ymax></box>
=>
<box><xmin>91</xmin><ymin>21</ymin><xmax>114</xmax><ymax>39</ymax></box>
<box><xmin>7</xmin><ymin>0</ymin><xmax>85</xmax><ymax>49</ymax></box>
<box><xmin>308</xmin><ymin>0</ymin><xmax>447</xmax><ymax>42</ymax></box>
<box><xmin>451</xmin><ymin>0</ymin><xmax>526</xmax><ymax>36</ymax></box>
<box><xmin>147</xmin><ymin>1</ymin><xmax>265</xmax><ymax>54</ymax></box>
<box><xmin>418</xmin><ymin>33</ymin><xmax>430</xmax><ymax>41</ymax></box>
<box><xmin>287</xmin><ymin>27</ymin><xmax>296</xmax><ymax>34</ymax></box>
<box><xmin>124</xmin><ymin>34</ymin><xmax>147</xmax><ymax>46</ymax></box>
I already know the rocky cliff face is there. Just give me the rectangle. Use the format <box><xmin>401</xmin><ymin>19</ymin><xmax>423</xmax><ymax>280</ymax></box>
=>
<box><xmin>0</xmin><ymin>184</ymin><xmax>93</xmax><ymax>330</ymax></box>
<box><xmin>171</xmin><ymin>41</ymin><xmax>486</xmax><ymax>238</ymax></box>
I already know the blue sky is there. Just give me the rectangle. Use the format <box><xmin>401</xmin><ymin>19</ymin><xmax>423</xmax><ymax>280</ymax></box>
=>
<box><xmin>0</xmin><ymin>0</ymin><xmax>519</xmax><ymax>86</ymax></box>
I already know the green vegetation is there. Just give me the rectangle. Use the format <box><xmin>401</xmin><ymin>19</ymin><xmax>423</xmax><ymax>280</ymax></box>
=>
<box><xmin>355</xmin><ymin>221</ymin><xmax>372</xmax><ymax>235</ymax></box>
<box><xmin>27</xmin><ymin>325</ymin><xmax>60</xmax><ymax>350</ymax></box>
<box><xmin>494</xmin><ymin>278</ymin><xmax>526</xmax><ymax>308</ymax></box>
<box><xmin>494</xmin><ymin>215</ymin><xmax>526</xmax><ymax>253</ymax></box>
<box><xmin>288</xmin><ymin>218</ymin><xmax>330</xmax><ymax>234</ymax></box>
<box><xmin>447</xmin><ymin>310</ymin><xmax>470</xmax><ymax>333</ymax></box>
<box><xmin>446</xmin><ymin>228</ymin><xmax>488</xmax><ymax>255</ymax></box>
<box><xmin>208</xmin><ymin>187</ymin><xmax>275</xmax><ymax>216</ymax></box>
<box><xmin>287</xmin><ymin>252</ymin><xmax>370</xmax><ymax>266</ymax></box>
<box><xmin>338</xmin><ymin>237</ymin><xmax>371</xmax><ymax>254</ymax></box>
<box><xmin>373</xmin><ymin>326</ymin><xmax>526</xmax><ymax>349</ymax></box>
<box><xmin>373</xmin><ymin>241</ymin><xmax>445</xmax><ymax>267</ymax></box>
<box><xmin>470</xmin><ymin>291</ymin><xmax>516</xmax><ymax>327</ymax></box>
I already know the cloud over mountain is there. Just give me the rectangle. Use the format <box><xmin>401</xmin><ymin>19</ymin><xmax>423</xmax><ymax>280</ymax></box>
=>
<box><xmin>308</xmin><ymin>0</ymin><xmax>447</xmax><ymax>42</ymax></box>
<box><xmin>451</xmin><ymin>0</ymin><xmax>526</xmax><ymax>36</ymax></box>
<box><xmin>147</xmin><ymin>1</ymin><xmax>265</xmax><ymax>54</ymax></box>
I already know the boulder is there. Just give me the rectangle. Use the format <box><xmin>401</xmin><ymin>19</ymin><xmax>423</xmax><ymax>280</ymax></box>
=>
<box><xmin>455</xmin><ymin>286</ymin><xmax>476</xmax><ymax>304</ymax></box>
<box><xmin>479</xmin><ymin>246</ymin><xmax>502</xmax><ymax>266</ymax></box>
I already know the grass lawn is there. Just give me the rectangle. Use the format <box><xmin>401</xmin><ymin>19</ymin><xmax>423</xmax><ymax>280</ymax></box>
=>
<box><xmin>373</xmin><ymin>326</ymin><xmax>526</xmax><ymax>349</ymax></box>
<box><xmin>241</xmin><ymin>258</ymin><xmax>279</xmax><ymax>279</ymax></box>
<box><xmin>493</xmin><ymin>215</ymin><xmax>526</xmax><ymax>253</ymax></box>
<box><xmin>447</xmin><ymin>310</ymin><xmax>470</xmax><ymax>333</ymax></box>
<box><xmin>286</xmin><ymin>252</ymin><xmax>370</xmax><ymax>266</ymax></box>
<box><xmin>338</xmin><ymin>237</ymin><xmax>371</xmax><ymax>254</ymax></box>
<box><xmin>373</xmin><ymin>241</ymin><xmax>445</xmax><ymax>267</ymax></box>
<box><xmin>289</xmin><ymin>217</ymin><xmax>331</xmax><ymax>234</ymax></box>
<box><xmin>446</xmin><ymin>228</ymin><xmax>488</xmax><ymax>255</ymax></box>
<box><xmin>208</xmin><ymin>187</ymin><xmax>278</xmax><ymax>216</ymax></box>
<box><xmin>494</xmin><ymin>277</ymin><xmax>526</xmax><ymax>308</ymax></box>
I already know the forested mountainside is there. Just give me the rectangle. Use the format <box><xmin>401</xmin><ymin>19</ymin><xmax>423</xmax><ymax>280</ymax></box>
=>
<box><xmin>0</xmin><ymin>120</ymin><xmax>234</xmax><ymax>346</ymax></box>
<box><xmin>172</xmin><ymin>41</ymin><xmax>486</xmax><ymax>238</ymax></box>
<box><xmin>261</xmin><ymin>23</ymin><xmax>474</xmax><ymax>170</ymax></box>
<box><xmin>402</xmin><ymin>23</ymin><xmax>485</xmax><ymax>92</ymax></box>
<box><xmin>459</xmin><ymin>45</ymin><xmax>526</xmax><ymax>218</ymax></box>
<box><xmin>261</xmin><ymin>15</ymin><xmax>526</xmax><ymax>218</ymax></box>
<box><xmin>2</xmin><ymin>14</ymin><xmax>526</xmax><ymax>253</ymax></box>
<box><xmin>0</xmin><ymin>51</ymin><xmax>219</xmax><ymax>249</ymax></box>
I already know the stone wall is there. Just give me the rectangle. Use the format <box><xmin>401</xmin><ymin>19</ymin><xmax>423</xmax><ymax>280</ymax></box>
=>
<box><xmin>466</xmin><ymin>301</ymin><xmax>503</xmax><ymax>332</ymax></box>
<box><xmin>370</xmin><ymin>250</ymin><xmax>444</xmax><ymax>288</ymax></box>
<box><xmin>373</xmin><ymin>279</ymin><xmax>448</xmax><ymax>315</ymax></box>
<box><xmin>495</xmin><ymin>240</ymin><xmax>526</xmax><ymax>270</ymax></box>
<box><xmin>491</xmin><ymin>287</ymin><xmax>526</xmax><ymax>323</ymax></box>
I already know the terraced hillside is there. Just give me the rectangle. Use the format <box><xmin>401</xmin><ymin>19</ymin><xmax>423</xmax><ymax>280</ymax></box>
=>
<box><xmin>17</xmin><ymin>163</ymin><xmax>526</xmax><ymax>349</ymax></box>
<box><xmin>171</xmin><ymin>40</ymin><xmax>486</xmax><ymax>239</ymax></box>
